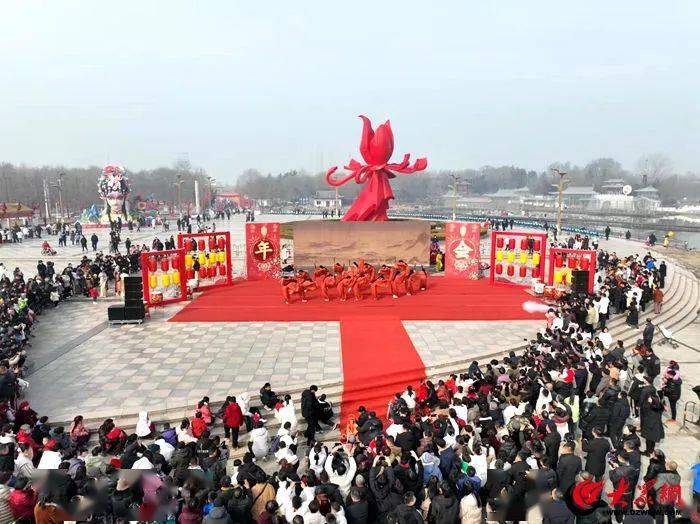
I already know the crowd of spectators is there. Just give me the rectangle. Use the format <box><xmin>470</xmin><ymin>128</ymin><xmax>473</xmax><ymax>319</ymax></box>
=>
<box><xmin>0</xmin><ymin>232</ymin><xmax>698</xmax><ymax>523</ymax></box>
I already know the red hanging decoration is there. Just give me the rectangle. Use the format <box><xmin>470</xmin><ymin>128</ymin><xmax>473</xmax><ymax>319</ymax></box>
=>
<box><xmin>186</xmin><ymin>268</ymin><xmax>195</xmax><ymax>280</ymax></box>
<box><xmin>519</xmin><ymin>266</ymin><xmax>527</xmax><ymax>278</ymax></box>
<box><xmin>171</xmin><ymin>254</ymin><xmax>181</xmax><ymax>269</ymax></box>
<box><xmin>185</xmin><ymin>239</ymin><xmax>194</xmax><ymax>252</ymax></box>
<box><xmin>520</xmin><ymin>238</ymin><xmax>528</xmax><ymax>250</ymax></box>
<box><xmin>555</xmin><ymin>255</ymin><xmax>563</xmax><ymax>268</ymax></box>
<box><xmin>197</xmin><ymin>239</ymin><xmax>206</xmax><ymax>251</ymax></box>
<box><xmin>217</xmin><ymin>237</ymin><xmax>226</xmax><ymax>250</ymax></box>
<box><xmin>495</xmin><ymin>263</ymin><xmax>503</xmax><ymax>274</ymax></box>
<box><xmin>496</xmin><ymin>237</ymin><xmax>504</xmax><ymax>249</ymax></box>
<box><xmin>507</xmin><ymin>238</ymin><xmax>515</xmax><ymax>250</ymax></box>
<box><xmin>208</xmin><ymin>237</ymin><xmax>216</xmax><ymax>250</ymax></box>
<box><xmin>147</xmin><ymin>256</ymin><xmax>157</xmax><ymax>273</ymax></box>
<box><xmin>532</xmin><ymin>267</ymin><xmax>540</xmax><ymax>279</ymax></box>
<box><xmin>507</xmin><ymin>265</ymin><xmax>515</xmax><ymax>277</ymax></box>
<box><xmin>580</xmin><ymin>257</ymin><xmax>590</xmax><ymax>270</ymax></box>
<box><xmin>533</xmin><ymin>240</ymin><xmax>541</xmax><ymax>251</ymax></box>
<box><xmin>160</xmin><ymin>259</ymin><xmax>170</xmax><ymax>272</ymax></box>
<box><xmin>568</xmin><ymin>257</ymin><xmax>578</xmax><ymax>269</ymax></box>
<box><xmin>218</xmin><ymin>264</ymin><xmax>227</xmax><ymax>276</ymax></box>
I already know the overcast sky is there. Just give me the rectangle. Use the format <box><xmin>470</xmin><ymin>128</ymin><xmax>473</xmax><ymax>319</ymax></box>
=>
<box><xmin>1</xmin><ymin>1</ymin><xmax>698</xmax><ymax>181</ymax></box>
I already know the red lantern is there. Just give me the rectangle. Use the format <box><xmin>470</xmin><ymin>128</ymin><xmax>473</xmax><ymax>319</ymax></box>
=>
<box><xmin>160</xmin><ymin>259</ymin><xmax>170</xmax><ymax>272</ymax></box>
<box><xmin>508</xmin><ymin>238</ymin><xmax>515</xmax><ymax>250</ymax></box>
<box><xmin>185</xmin><ymin>239</ymin><xmax>194</xmax><ymax>252</ymax></box>
<box><xmin>496</xmin><ymin>237</ymin><xmax>504</xmax><ymax>248</ymax></box>
<box><xmin>217</xmin><ymin>237</ymin><xmax>226</xmax><ymax>250</ymax></box>
<box><xmin>519</xmin><ymin>266</ymin><xmax>527</xmax><ymax>278</ymax></box>
<box><xmin>208</xmin><ymin>266</ymin><xmax>216</xmax><ymax>278</ymax></box>
<box><xmin>568</xmin><ymin>257</ymin><xmax>578</xmax><ymax>269</ymax></box>
<box><xmin>495</xmin><ymin>263</ymin><xmax>503</xmax><ymax>274</ymax></box>
<box><xmin>147</xmin><ymin>256</ymin><xmax>157</xmax><ymax>273</ymax></box>
<box><xmin>533</xmin><ymin>240</ymin><xmax>541</xmax><ymax>251</ymax></box>
<box><xmin>218</xmin><ymin>264</ymin><xmax>227</xmax><ymax>276</ymax></box>
<box><xmin>197</xmin><ymin>239</ymin><xmax>205</xmax><ymax>251</ymax></box>
<box><xmin>208</xmin><ymin>237</ymin><xmax>216</xmax><ymax>250</ymax></box>
<box><xmin>186</xmin><ymin>268</ymin><xmax>195</xmax><ymax>280</ymax></box>
<box><xmin>580</xmin><ymin>257</ymin><xmax>590</xmax><ymax>270</ymax></box>
<box><xmin>171</xmin><ymin>254</ymin><xmax>181</xmax><ymax>269</ymax></box>
<box><xmin>520</xmin><ymin>238</ymin><xmax>528</xmax><ymax>250</ymax></box>
<box><xmin>555</xmin><ymin>255</ymin><xmax>563</xmax><ymax>268</ymax></box>
<box><xmin>532</xmin><ymin>267</ymin><xmax>540</xmax><ymax>279</ymax></box>
<box><xmin>507</xmin><ymin>265</ymin><xmax>515</xmax><ymax>277</ymax></box>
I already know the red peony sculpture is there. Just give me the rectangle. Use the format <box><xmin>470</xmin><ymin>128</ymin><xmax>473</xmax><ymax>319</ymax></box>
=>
<box><xmin>326</xmin><ymin>115</ymin><xmax>427</xmax><ymax>221</ymax></box>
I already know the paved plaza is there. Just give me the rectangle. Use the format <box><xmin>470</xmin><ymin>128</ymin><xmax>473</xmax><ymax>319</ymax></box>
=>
<box><xmin>2</xmin><ymin>214</ymin><xmax>698</xmax><ymax>501</ymax></box>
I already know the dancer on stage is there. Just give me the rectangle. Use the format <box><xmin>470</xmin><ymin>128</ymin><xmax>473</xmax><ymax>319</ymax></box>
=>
<box><xmin>281</xmin><ymin>260</ymin><xmax>428</xmax><ymax>303</ymax></box>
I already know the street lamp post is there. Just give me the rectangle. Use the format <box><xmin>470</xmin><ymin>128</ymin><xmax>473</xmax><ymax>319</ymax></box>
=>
<box><xmin>56</xmin><ymin>173</ymin><xmax>65</xmax><ymax>219</ymax></box>
<box><xmin>550</xmin><ymin>168</ymin><xmax>568</xmax><ymax>238</ymax></box>
<box><xmin>449</xmin><ymin>174</ymin><xmax>461</xmax><ymax>221</ymax></box>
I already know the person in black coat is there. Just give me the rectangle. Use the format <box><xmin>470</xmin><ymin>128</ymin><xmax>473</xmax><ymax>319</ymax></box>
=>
<box><xmin>609</xmin><ymin>392</ymin><xmax>631</xmax><ymax>448</ymax></box>
<box><xmin>642</xmin><ymin>319</ymin><xmax>655</xmax><ymax>348</ymax></box>
<box><xmin>583</xmin><ymin>427</ymin><xmax>611</xmax><ymax>480</ymax></box>
<box><xmin>556</xmin><ymin>442</ymin><xmax>582</xmax><ymax>494</ymax></box>
<box><xmin>301</xmin><ymin>385</ymin><xmax>319</xmax><ymax>446</ymax></box>
<box><xmin>639</xmin><ymin>388</ymin><xmax>664</xmax><ymax>455</ymax></box>
<box><xmin>543</xmin><ymin>424</ymin><xmax>562</xmax><ymax>470</ymax></box>
<box><xmin>346</xmin><ymin>488</ymin><xmax>370</xmax><ymax>524</ymax></box>
<box><xmin>358</xmin><ymin>412</ymin><xmax>383</xmax><ymax>446</ymax></box>
<box><xmin>539</xmin><ymin>489</ymin><xmax>575</xmax><ymax>524</ymax></box>
<box><xmin>609</xmin><ymin>451</ymin><xmax>637</xmax><ymax>519</ymax></box>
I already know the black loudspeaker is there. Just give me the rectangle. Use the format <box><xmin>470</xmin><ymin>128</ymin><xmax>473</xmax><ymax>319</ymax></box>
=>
<box><xmin>107</xmin><ymin>305</ymin><xmax>125</xmax><ymax>321</ymax></box>
<box><xmin>572</xmin><ymin>270</ymin><xmax>589</xmax><ymax>294</ymax></box>
<box><xmin>123</xmin><ymin>276</ymin><xmax>143</xmax><ymax>303</ymax></box>
<box><xmin>124</xmin><ymin>304</ymin><xmax>145</xmax><ymax>321</ymax></box>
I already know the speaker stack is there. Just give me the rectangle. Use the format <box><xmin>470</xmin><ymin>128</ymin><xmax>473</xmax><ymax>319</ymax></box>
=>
<box><xmin>108</xmin><ymin>275</ymin><xmax>145</xmax><ymax>323</ymax></box>
<box><xmin>571</xmin><ymin>270</ymin><xmax>589</xmax><ymax>295</ymax></box>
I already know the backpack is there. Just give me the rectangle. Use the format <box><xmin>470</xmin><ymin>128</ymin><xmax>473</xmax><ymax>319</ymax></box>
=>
<box><xmin>269</xmin><ymin>435</ymin><xmax>282</xmax><ymax>453</ymax></box>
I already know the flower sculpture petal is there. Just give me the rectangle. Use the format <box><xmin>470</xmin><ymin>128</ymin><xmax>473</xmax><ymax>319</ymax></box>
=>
<box><xmin>326</xmin><ymin>115</ymin><xmax>427</xmax><ymax>221</ymax></box>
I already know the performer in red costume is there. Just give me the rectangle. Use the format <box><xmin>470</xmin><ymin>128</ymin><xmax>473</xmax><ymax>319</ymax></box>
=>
<box><xmin>392</xmin><ymin>260</ymin><xmax>410</xmax><ymax>298</ymax></box>
<box><xmin>352</xmin><ymin>268</ymin><xmax>372</xmax><ymax>301</ymax></box>
<box><xmin>335</xmin><ymin>270</ymin><xmax>356</xmax><ymax>302</ymax></box>
<box><xmin>282</xmin><ymin>270</ymin><xmax>317</xmax><ymax>304</ymax></box>
<box><xmin>407</xmin><ymin>266</ymin><xmax>429</xmax><ymax>294</ymax></box>
<box><xmin>370</xmin><ymin>264</ymin><xmax>394</xmax><ymax>300</ymax></box>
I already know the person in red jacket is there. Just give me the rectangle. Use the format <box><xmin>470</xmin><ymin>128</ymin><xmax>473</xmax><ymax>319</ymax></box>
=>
<box><xmin>190</xmin><ymin>412</ymin><xmax>207</xmax><ymax>439</ymax></box>
<box><xmin>8</xmin><ymin>477</ymin><xmax>37</xmax><ymax>522</ymax></box>
<box><xmin>222</xmin><ymin>395</ymin><xmax>244</xmax><ymax>448</ymax></box>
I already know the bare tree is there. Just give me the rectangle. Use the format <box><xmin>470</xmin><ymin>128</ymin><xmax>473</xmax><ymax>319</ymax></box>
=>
<box><xmin>636</xmin><ymin>154</ymin><xmax>673</xmax><ymax>180</ymax></box>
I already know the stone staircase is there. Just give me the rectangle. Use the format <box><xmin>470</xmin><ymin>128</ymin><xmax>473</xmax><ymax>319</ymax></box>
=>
<box><xmin>54</xmin><ymin>259</ymin><xmax>700</xmax><ymax>450</ymax></box>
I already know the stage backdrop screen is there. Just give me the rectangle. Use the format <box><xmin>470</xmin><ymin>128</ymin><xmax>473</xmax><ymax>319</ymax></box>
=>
<box><xmin>293</xmin><ymin>220</ymin><xmax>430</xmax><ymax>267</ymax></box>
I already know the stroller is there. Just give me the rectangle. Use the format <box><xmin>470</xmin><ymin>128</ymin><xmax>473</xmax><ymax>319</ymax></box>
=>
<box><xmin>657</xmin><ymin>324</ymin><xmax>679</xmax><ymax>349</ymax></box>
<box><xmin>41</xmin><ymin>241</ymin><xmax>57</xmax><ymax>256</ymax></box>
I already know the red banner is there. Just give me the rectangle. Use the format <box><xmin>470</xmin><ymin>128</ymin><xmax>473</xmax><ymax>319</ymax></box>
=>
<box><xmin>445</xmin><ymin>222</ymin><xmax>481</xmax><ymax>279</ymax></box>
<box><xmin>245</xmin><ymin>222</ymin><xmax>281</xmax><ymax>280</ymax></box>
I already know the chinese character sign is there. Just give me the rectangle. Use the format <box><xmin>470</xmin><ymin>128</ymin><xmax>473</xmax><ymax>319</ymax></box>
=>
<box><xmin>245</xmin><ymin>223</ymin><xmax>281</xmax><ymax>280</ymax></box>
<box><xmin>445</xmin><ymin>222</ymin><xmax>481</xmax><ymax>279</ymax></box>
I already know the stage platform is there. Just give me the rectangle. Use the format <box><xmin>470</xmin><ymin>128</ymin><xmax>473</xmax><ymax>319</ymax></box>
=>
<box><xmin>169</xmin><ymin>277</ymin><xmax>544</xmax><ymax>323</ymax></box>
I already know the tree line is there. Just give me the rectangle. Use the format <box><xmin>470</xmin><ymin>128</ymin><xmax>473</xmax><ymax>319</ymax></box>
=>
<box><xmin>235</xmin><ymin>155</ymin><xmax>700</xmax><ymax>206</ymax></box>
<box><xmin>0</xmin><ymin>160</ymin><xmax>212</xmax><ymax>217</ymax></box>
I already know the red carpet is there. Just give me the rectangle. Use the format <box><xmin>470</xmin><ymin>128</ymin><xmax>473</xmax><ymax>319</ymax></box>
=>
<box><xmin>339</xmin><ymin>317</ymin><xmax>425</xmax><ymax>427</ymax></box>
<box><xmin>169</xmin><ymin>278</ymin><xmax>542</xmax><ymax>429</ymax></box>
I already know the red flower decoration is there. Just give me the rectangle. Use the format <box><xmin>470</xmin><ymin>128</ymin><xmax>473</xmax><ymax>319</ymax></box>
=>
<box><xmin>326</xmin><ymin>115</ymin><xmax>427</xmax><ymax>221</ymax></box>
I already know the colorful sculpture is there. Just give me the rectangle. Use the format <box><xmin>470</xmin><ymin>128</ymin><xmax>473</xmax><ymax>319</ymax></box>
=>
<box><xmin>326</xmin><ymin>115</ymin><xmax>427</xmax><ymax>221</ymax></box>
<box><xmin>97</xmin><ymin>165</ymin><xmax>130</xmax><ymax>223</ymax></box>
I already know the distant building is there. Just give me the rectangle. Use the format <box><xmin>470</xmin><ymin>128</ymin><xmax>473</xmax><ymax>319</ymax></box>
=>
<box><xmin>313</xmin><ymin>190</ymin><xmax>342</xmax><ymax>209</ymax></box>
<box><xmin>634</xmin><ymin>186</ymin><xmax>660</xmax><ymax>200</ymax></box>
<box><xmin>555</xmin><ymin>186</ymin><xmax>597</xmax><ymax>207</ymax></box>
<box><xmin>600</xmin><ymin>178</ymin><xmax>627</xmax><ymax>194</ymax></box>
<box><xmin>484</xmin><ymin>187</ymin><xmax>532</xmax><ymax>202</ymax></box>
